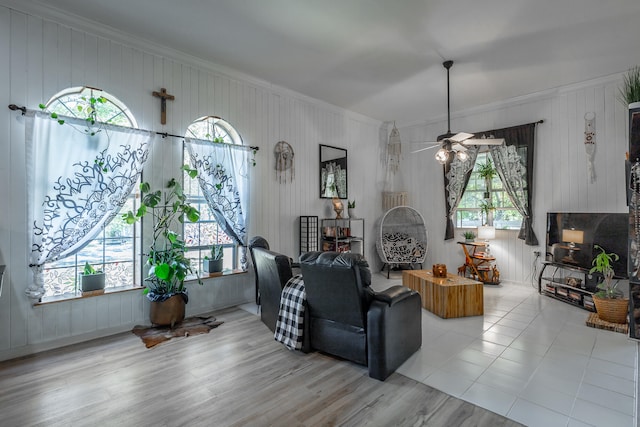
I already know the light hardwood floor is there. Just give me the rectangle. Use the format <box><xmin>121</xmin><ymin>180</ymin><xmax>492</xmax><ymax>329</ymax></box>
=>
<box><xmin>0</xmin><ymin>307</ymin><xmax>522</xmax><ymax>426</ymax></box>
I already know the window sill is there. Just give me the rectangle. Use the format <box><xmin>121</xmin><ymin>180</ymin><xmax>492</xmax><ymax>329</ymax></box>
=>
<box><xmin>36</xmin><ymin>269</ymin><xmax>248</xmax><ymax>305</ymax></box>
<box><xmin>36</xmin><ymin>284</ymin><xmax>145</xmax><ymax>306</ymax></box>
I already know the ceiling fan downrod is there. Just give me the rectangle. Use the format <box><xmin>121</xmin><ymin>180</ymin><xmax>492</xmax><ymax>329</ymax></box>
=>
<box><xmin>443</xmin><ymin>60</ymin><xmax>453</xmax><ymax>136</ymax></box>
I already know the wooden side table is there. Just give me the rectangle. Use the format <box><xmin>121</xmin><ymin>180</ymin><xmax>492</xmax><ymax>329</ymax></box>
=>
<box><xmin>457</xmin><ymin>241</ymin><xmax>500</xmax><ymax>285</ymax></box>
<box><xmin>402</xmin><ymin>270</ymin><xmax>483</xmax><ymax>318</ymax></box>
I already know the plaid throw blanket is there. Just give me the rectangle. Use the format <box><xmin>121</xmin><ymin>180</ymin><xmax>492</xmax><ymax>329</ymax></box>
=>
<box><xmin>274</xmin><ymin>274</ymin><xmax>305</xmax><ymax>350</ymax></box>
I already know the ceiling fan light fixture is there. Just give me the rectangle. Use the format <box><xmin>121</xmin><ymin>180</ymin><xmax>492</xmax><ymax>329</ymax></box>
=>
<box><xmin>435</xmin><ymin>148</ymin><xmax>449</xmax><ymax>164</ymax></box>
<box><xmin>456</xmin><ymin>150</ymin><xmax>469</xmax><ymax>162</ymax></box>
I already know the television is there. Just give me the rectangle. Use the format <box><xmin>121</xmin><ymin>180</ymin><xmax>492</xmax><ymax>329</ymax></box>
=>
<box><xmin>545</xmin><ymin>212</ymin><xmax>628</xmax><ymax>279</ymax></box>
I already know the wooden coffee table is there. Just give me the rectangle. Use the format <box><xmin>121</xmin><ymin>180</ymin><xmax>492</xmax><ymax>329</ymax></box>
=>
<box><xmin>402</xmin><ymin>270</ymin><xmax>483</xmax><ymax>318</ymax></box>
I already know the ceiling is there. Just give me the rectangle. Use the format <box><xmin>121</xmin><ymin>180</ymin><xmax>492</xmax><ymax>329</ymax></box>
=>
<box><xmin>13</xmin><ymin>0</ymin><xmax>640</xmax><ymax>124</ymax></box>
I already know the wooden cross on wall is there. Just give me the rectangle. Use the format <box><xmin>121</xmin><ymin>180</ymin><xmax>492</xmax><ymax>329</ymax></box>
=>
<box><xmin>152</xmin><ymin>88</ymin><xmax>175</xmax><ymax>125</ymax></box>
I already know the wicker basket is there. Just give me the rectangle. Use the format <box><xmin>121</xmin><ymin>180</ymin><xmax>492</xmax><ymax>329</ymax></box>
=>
<box><xmin>593</xmin><ymin>295</ymin><xmax>629</xmax><ymax>324</ymax></box>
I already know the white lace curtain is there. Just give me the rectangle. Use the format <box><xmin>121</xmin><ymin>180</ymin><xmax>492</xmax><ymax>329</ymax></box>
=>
<box><xmin>25</xmin><ymin>111</ymin><xmax>153</xmax><ymax>302</ymax></box>
<box><xmin>185</xmin><ymin>138</ymin><xmax>251</xmax><ymax>268</ymax></box>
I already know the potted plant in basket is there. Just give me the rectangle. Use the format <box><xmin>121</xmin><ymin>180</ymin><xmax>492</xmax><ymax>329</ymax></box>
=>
<box><xmin>203</xmin><ymin>244</ymin><xmax>224</xmax><ymax>274</ymax></box>
<box><xmin>79</xmin><ymin>262</ymin><xmax>105</xmax><ymax>292</ymax></box>
<box><xmin>122</xmin><ymin>165</ymin><xmax>202</xmax><ymax>327</ymax></box>
<box><xmin>589</xmin><ymin>245</ymin><xmax>628</xmax><ymax>324</ymax></box>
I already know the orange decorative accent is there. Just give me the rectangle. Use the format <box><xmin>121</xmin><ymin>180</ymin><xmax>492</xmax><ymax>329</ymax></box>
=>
<box><xmin>432</xmin><ymin>264</ymin><xmax>447</xmax><ymax>277</ymax></box>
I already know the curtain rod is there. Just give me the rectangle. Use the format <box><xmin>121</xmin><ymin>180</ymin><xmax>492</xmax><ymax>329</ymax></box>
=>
<box><xmin>8</xmin><ymin>104</ymin><xmax>260</xmax><ymax>152</ymax></box>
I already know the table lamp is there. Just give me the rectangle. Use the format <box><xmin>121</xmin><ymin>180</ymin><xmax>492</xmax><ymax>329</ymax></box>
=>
<box><xmin>477</xmin><ymin>225</ymin><xmax>496</xmax><ymax>254</ymax></box>
<box><xmin>562</xmin><ymin>228</ymin><xmax>583</xmax><ymax>263</ymax></box>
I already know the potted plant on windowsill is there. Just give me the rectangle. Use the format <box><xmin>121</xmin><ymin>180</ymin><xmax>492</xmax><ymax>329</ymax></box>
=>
<box><xmin>122</xmin><ymin>165</ymin><xmax>202</xmax><ymax>327</ymax></box>
<box><xmin>203</xmin><ymin>244</ymin><xmax>224</xmax><ymax>274</ymax></box>
<box><xmin>79</xmin><ymin>262</ymin><xmax>105</xmax><ymax>293</ymax></box>
<box><xmin>589</xmin><ymin>245</ymin><xmax>628</xmax><ymax>324</ymax></box>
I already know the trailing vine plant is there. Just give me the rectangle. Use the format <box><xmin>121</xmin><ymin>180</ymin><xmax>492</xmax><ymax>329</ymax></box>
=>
<box><xmin>39</xmin><ymin>93</ymin><xmax>113</xmax><ymax>172</ymax></box>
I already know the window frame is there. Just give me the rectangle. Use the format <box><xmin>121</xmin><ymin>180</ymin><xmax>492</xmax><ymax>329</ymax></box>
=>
<box><xmin>455</xmin><ymin>151</ymin><xmax>523</xmax><ymax>230</ymax></box>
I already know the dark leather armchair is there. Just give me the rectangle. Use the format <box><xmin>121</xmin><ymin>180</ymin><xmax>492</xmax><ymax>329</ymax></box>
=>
<box><xmin>249</xmin><ymin>236</ymin><xmax>290</xmax><ymax>332</ymax></box>
<box><xmin>299</xmin><ymin>251</ymin><xmax>422</xmax><ymax>381</ymax></box>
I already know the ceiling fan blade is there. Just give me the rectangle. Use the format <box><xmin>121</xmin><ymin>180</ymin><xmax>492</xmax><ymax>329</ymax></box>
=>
<box><xmin>411</xmin><ymin>145</ymin><xmax>440</xmax><ymax>154</ymax></box>
<box><xmin>449</xmin><ymin>132</ymin><xmax>474</xmax><ymax>143</ymax></box>
<box><xmin>462</xmin><ymin>138</ymin><xmax>505</xmax><ymax>146</ymax></box>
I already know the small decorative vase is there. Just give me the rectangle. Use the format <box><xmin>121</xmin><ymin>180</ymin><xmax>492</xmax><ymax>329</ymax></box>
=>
<box><xmin>433</xmin><ymin>264</ymin><xmax>447</xmax><ymax>277</ymax></box>
<box><xmin>348</xmin><ymin>208</ymin><xmax>356</xmax><ymax>219</ymax></box>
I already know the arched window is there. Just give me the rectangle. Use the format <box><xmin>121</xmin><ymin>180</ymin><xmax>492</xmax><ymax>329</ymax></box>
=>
<box><xmin>183</xmin><ymin>116</ymin><xmax>242</xmax><ymax>272</ymax></box>
<box><xmin>42</xmin><ymin>87</ymin><xmax>141</xmax><ymax>298</ymax></box>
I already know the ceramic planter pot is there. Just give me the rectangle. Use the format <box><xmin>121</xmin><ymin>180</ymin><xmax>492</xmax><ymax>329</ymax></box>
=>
<box><xmin>79</xmin><ymin>272</ymin><xmax>106</xmax><ymax>292</ymax></box>
<box><xmin>203</xmin><ymin>258</ymin><xmax>223</xmax><ymax>273</ymax></box>
<box><xmin>150</xmin><ymin>294</ymin><xmax>186</xmax><ymax>327</ymax></box>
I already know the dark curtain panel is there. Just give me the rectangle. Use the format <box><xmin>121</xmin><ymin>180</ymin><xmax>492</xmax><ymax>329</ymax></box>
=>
<box><xmin>483</xmin><ymin>123</ymin><xmax>539</xmax><ymax>245</ymax></box>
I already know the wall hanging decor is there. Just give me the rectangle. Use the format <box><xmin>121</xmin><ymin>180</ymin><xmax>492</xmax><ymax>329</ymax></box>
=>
<box><xmin>584</xmin><ymin>112</ymin><xmax>596</xmax><ymax>183</ymax></box>
<box><xmin>387</xmin><ymin>122</ymin><xmax>402</xmax><ymax>174</ymax></box>
<box><xmin>274</xmin><ymin>140</ymin><xmax>294</xmax><ymax>183</ymax></box>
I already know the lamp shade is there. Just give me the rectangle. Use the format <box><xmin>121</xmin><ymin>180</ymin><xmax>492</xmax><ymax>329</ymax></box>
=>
<box><xmin>477</xmin><ymin>225</ymin><xmax>496</xmax><ymax>240</ymax></box>
<box><xmin>562</xmin><ymin>228</ymin><xmax>584</xmax><ymax>244</ymax></box>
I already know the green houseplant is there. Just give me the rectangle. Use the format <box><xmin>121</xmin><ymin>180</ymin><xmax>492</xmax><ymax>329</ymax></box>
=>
<box><xmin>477</xmin><ymin>159</ymin><xmax>497</xmax><ymax>199</ymax></box>
<box><xmin>347</xmin><ymin>200</ymin><xmax>357</xmax><ymax>219</ymax></box>
<box><xmin>203</xmin><ymin>244</ymin><xmax>224</xmax><ymax>274</ymax></box>
<box><xmin>122</xmin><ymin>165</ymin><xmax>201</xmax><ymax>326</ymax></box>
<box><xmin>589</xmin><ymin>245</ymin><xmax>628</xmax><ymax>323</ymax></box>
<box><xmin>619</xmin><ymin>65</ymin><xmax>640</xmax><ymax>105</ymax></box>
<box><xmin>79</xmin><ymin>261</ymin><xmax>105</xmax><ymax>293</ymax></box>
<box><xmin>462</xmin><ymin>231</ymin><xmax>476</xmax><ymax>242</ymax></box>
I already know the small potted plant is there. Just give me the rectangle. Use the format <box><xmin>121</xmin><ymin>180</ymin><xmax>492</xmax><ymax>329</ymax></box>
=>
<box><xmin>462</xmin><ymin>231</ymin><xmax>476</xmax><ymax>243</ymax></box>
<box><xmin>203</xmin><ymin>244</ymin><xmax>224</xmax><ymax>274</ymax></box>
<box><xmin>79</xmin><ymin>262</ymin><xmax>105</xmax><ymax>292</ymax></box>
<box><xmin>589</xmin><ymin>245</ymin><xmax>628</xmax><ymax>323</ymax></box>
<box><xmin>347</xmin><ymin>200</ymin><xmax>356</xmax><ymax>218</ymax></box>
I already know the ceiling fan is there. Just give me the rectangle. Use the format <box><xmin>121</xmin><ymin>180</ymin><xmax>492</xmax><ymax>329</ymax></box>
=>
<box><xmin>414</xmin><ymin>60</ymin><xmax>504</xmax><ymax>163</ymax></box>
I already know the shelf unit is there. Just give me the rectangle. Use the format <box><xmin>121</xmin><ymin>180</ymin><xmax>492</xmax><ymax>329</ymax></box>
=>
<box><xmin>538</xmin><ymin>261</ymin><xmax>596</xmax><ymax>311</ymax></box>
<box><xmin>299</xmin><ymin>216</ymin><xmax>319</xmax><ymax>255</ymax></box>
<box><xmin>321</xmin><ymin>218</ymin><xmax>364</xmax><ymax>255</ymax></box>
<box><xmin>457</xmin><ymin>241</ymin><xmax>500</xmax><ymax>285</ymax></box>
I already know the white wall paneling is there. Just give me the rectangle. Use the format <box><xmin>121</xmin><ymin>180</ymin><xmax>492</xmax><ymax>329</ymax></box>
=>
<box><xmin>0</xmin><ymin>7</ymin><xmax>382</xmax><ymax>361</ymax></box>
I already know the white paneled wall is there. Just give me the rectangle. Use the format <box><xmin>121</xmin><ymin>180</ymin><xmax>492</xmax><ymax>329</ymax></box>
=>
<box><xmin>399</xmin><ymin>78</ymin><xmax>629</xmax><ymax>286</ymax></box>
<box><xmin>0</xmin><ymin>6</ymin><xmax>383</xmax><ymax>361</ymax></box>
<box><xmin>0</xmin><ymin>5</ymin><xmax>630</xmax><ymax>361</ymax></box>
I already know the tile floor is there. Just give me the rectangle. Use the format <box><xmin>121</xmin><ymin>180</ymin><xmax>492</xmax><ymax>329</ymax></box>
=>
<box><xmin>370</xmin><ymin>273</ymin><xmax>638</xmax><ymax>427</ymax></box>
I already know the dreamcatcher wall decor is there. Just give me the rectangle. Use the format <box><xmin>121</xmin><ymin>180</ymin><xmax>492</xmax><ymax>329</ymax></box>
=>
<box><xmin>274</xmin><ymin>140</ymin><xmax>294</xmax><ymax>183</ymax></box>
<box><xmin>584</xmin><ymin>112</ymin><xmax>596</xmax><ymax>183</ymax></box>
